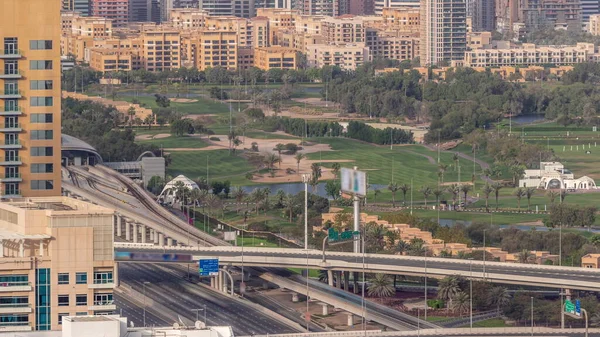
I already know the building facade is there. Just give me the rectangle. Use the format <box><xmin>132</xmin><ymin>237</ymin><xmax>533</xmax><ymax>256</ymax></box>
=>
<box><xmin>91</xmin><ymin>0</ymin><xmax>130</xmax><ymax>27</ymax></box>
<box><xmin>63</xmin><ymin>0</ymin><xmax>93</xmax><ymax>16</ymax></box>
<box><xmin>0</xmin><ymin>197</ymin><xmax>116</xmax><ymax>332</ymax></box>
<box><xmin>419</xmin><ymin>0</ymin><xmax>467</xmax><ymax>65</ymax></box>
<box><xmin>1</xmin><ymin>0</ymin><xmax>63</xmax><ymax>198</ymax></box>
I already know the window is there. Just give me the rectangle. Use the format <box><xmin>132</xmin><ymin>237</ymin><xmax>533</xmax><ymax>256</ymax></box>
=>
<box><xmin>76</xmin><ymin>312</ymin><xmax>87</xmax><ymax>316</ymax></box>
<box><xmin>0</xmin><ymin>275</ymin><xmax>27</xmax><ymax>285</ymax></box>
<box><xmin>30</xmin><ymin>180</ymin><xmax>53</xmax><ymax>190</ymax></box>
<box><xmin>30</xmin><ymin>97</ymin><xmax>53</xmax><ymax>107</ymax></box>
<box><xmin>30</xmin><ymin>61</ymin><xmax>53</xmax><ymax>70</ymax></box>
<box><xmin>31</xmin><ymin>147</ymin><xmax>53</xmax><ymax>156</ymax></box>
<box><xmin>30</xmin><ymin>40</ymin><xmax>52</xmax><ymax>50</ymax></box>
<box><xmin>75</xmin><ymin>294</ymin><xmax>87</xmax><ymax>306</ymax></box>
<box><xmin>30</xmin><ymin>80</ymin><xmax>53</xmax><ymax>90</ymax></box>
<box><xmin>58</xmin><ymin>273</ymin><xmax>69</xmax><ymax>285</ymax></box>
<box><xmin>0</xmin><ymin>314</ymin><xmax>28</xmax><ymax>324</ymax></box>
<box><xmin>0</xmin><ymin>296</ymin><xmax>28</xmax><ymax>305</ymax></box>
<box><xmin>30</xmin><ymin>130</ymin><xmax>53</xmax><ymax>140</ymax></box>
<box><xmin>93</xmin><ymin>293</ymin><xmax>113</xmax><ymax>305</ymax></box>
<box><xmin>58</xmin><ymin>295</ymin><xmax>69</xmax><ymax>306</ymax></box>
<box><xmin>94</xmin><ymin>271</ymin><xmax>113</xmax><ymax>284</ymax></box>
<box><xmin>31</xmin><ymin>164</ymin><xmax>53</xmax><ymax>173</ymax></box>
<box><xmin>75</xmin><ymin>273</ymin><xmax>87</xmax><ymax>284</ymax></box>
<box><xmin>58</xmin><ymin>313</ymin><xmax>68</xmax><ymax>325</ymax></box>
<box><xmin>30</xmin><ymin>114</ymin><xmax>53</xmax><ymax>123</ymax></box>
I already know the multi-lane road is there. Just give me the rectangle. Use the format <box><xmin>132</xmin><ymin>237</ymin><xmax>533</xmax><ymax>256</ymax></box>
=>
<box><xmin>118</xmin><ymin>263</ymin><xmax>302</xmax><ymax>335</ymax></box>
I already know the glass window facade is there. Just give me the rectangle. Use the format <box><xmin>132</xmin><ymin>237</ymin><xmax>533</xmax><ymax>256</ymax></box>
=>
<box><xmin>75</xmin><ymin>272</ymin><xmax>87</xmax><ymax>284</ymax></box>
<box><xmin>35</xmin><ymin>268</ymin><xmax>50</xmax><ymax>330</ymax></box>
<box><xmin>58</xmin><ymin>273</ymin><xmax>69</xmax><ymax>285</ymax></box>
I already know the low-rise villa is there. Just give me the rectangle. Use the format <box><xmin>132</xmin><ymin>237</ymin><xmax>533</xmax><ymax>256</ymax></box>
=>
<box><xmin>519</xmin><ymin>162</ymin><xmax>596</xmax><ymax>190</ymax></box>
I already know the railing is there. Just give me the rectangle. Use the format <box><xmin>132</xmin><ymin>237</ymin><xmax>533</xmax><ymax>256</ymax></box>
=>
<box><xmin>0</xmin><ymin>124</ymin><xmax>21</xmax><ymax>129</ymax></box>
<box><xmin>0</xmin><ymin>322</ymin><xmax>29</xmax><ymax>326</ymax></box>
<box><xmin>93</xmin><ymin>279</ymin><xmax>114</xmax><ymax>284</ymax></box>
<box><xmin>93</xmin><ymin>300</ymin><xmax>114</xmax><ymax>306</ymax></box>
<box><xmin>0</xmin><ymin>50</ymin><xmax>23</xmax><ymax>57</ymax></box>
<box><xmin>0</xmin><ymin>303</ymin><xmax>29</xmax><ymax>308</ymax></box>
<box><xmin>0</xmin><ymin>140</ymin><xmax>20</xmax><ymax>146</ymax></box>
<box><xmin>2</xmin><ymin>157</ymin><xmax>20</xmax><ymax>162</ymax></box>
<box><xmin>0</xmin><ymin>282</ymin><xmax>29</xmax><ymax>287</ymax></box>
<box><xmin>2</xmin><ymin>191</ymin><xmax>20</xmax><ymax>197</ymax></box>
<box><xmin>0</xmin><ymin>70</ymin><xmax>22</xmax><ymax>77</ymax></box>
<box><xmin>3</xmin><ymin>107</ymin><xmax>21</xmax><ymax>112</ymax></box>
<box><xmin>1</xmin><ymin>173</ymin><xmax>21</xmax><ymax>179</ymax></box>
<box><xmin>0</xmin><ymin>90</ymin><xmax>21</xmax><ymax>96</ymax></box>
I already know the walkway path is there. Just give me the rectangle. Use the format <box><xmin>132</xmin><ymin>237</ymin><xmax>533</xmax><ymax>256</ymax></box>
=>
<box><xmin>422</xmin><ymin>144</ymin><xmax>493</xmax><ymax>183</ymax></box>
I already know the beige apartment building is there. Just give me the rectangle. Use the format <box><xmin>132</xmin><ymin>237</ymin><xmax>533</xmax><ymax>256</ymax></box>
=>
<box><xmin>321</xmin><ymin>15</ymin><xmax>366</xmax><ymax>44</ymax></box>
<box><xmin>381</xmin><ymin>7</ymin><xmax>420</xmax><ymax>35</ymax></box>
<box><xmin>1</xmin><ymin>0</ymin><xmax>62</xmax><ymax>198</ymax></box>
<box><xmin>141</xmin><ymin>30</ymin><xmax>181</xmax><ymax>72</ymax></box>
<box><xmin>307</xmin><ymin>43</ymin><xmax>370</xmax><ymax>70</ymax></box>
<box><xmin>589</xmin><ymin>14</ymin><xmax>600</xmax><ymax>36</ymax></box>
<box><xmin>366</xmin><ymin>30</ymin><xmax>420</xmax><ymax>61</ymax></box>
<box><xmin>463</xmin><ymin>43</ymin><xmax>598</xmax><ymax>67</ymax></box>
<box><xmin>0</xmin><ymin>197</ymin><xmax>115</xmax><ymax>332</ymax></box>
<box><xmin>254</xmin><ymin>46</ymin><xmax>299</xmax><ymax>70</ymax></box>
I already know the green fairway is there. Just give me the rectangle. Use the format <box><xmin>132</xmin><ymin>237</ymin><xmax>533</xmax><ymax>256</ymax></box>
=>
<box><xmin>139</xmin><ymin>135</ymin><xmax>209</xmax><ymax>149</ymax></box>
<box><xmin>167</xmin><ymin>150</ymin><xmax>253</xmax><ymax>185</ymax></box>
<box><xmin>98</xmin><ymin>94</ymin><xmax>233</xmax><ymax>116</ymax></box>
<box><xmin>236</xmin><ymin>237</ymin><xmax>278</xmax><ymax>247</ymax></box>
<box><xmin>408</xmin><ymin>209</ymin><xmax>546</xmax><ymax>225</ymax></box>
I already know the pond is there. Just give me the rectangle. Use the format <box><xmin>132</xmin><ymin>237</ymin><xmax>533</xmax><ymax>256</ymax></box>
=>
<box><xmin>511</xmin><ymin>114</ymin><xmax>545</xmax><ymax>125</ymax></box>
<box><xmin>241</xmin><ymin>182</ymin><xmax>387</xmax><ymax>198</ymax></box>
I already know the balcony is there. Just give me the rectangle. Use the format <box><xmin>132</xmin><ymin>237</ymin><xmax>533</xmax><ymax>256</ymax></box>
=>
<box><xmin>0</xmin><ymin>157</ymin><xmax>22</xmax><ymax>166</ymax></box>
<box><xmin>89</xmin><ymin>280</ymin><xmax>115</xmax><ymax>290</ymax></box>
<box><xmin>0</xmin><ymin>282</ymin><xmax>31</xmax><ymax>292</ymax></box>
<box><xmin>0</xmin><ymin>71</ymin><xmax>22</xmax><ymax>80</ymax></box>
<box><xmin>0</xmin><ymin>173</ymin><xmax>21</xmax><ymax>183</ymax></box>
<box><xmin>1</xmin><ymin>192</ymin><xmax>21</xmax><ymax>199</ymax></box>
<box><xmin>0</xmin><ymin>90</ymin><xmax>21</xmax><ymax>99</ymax></box>
<box><xmin>88</xmin><ymin>301</ymin><xmax>116</xmax><ymax>311</ymax></box>
<box><xmin>0</xmin><ymin>107</ymin><xmax>22</xmax><ymax>116</ymax></box>
<box><xmin>0</xmin><ymin>303</ymin><xmax>31</xmax><ymax>314</ymax></box>
<box><xmin>0</xmin><ymin>50</ymin><xmax>23</xmax><ymax>59</ymax></box>
<box><xmin>0</xmin><ymin>322</ymin><xmax>31</xmax><ymax>332</ymax></box>
<box><xmin>0</xmin><ymin>124</ymin><xmax>21</xmax><ymax>133</ymax></box>
<box><xmin>0</xmin><ymin>140</ymin><xmax>21</xmax><ymax>150</ymax></box>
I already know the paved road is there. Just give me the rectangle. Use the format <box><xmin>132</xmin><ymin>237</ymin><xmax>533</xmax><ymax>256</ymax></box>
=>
<box><xmin>118</xmin><ymin>263</ymin><xmax>301</xmax><ymax>335</ymax></box>
<box><xmin>114</xmin><ymin>292</ymin><xmax>170</xmax><ymax>328</ymax></box>
<box><xmin>115</xmin><ymin>246</ymin><xmax>600</xmax><ymax>290</ymax></box>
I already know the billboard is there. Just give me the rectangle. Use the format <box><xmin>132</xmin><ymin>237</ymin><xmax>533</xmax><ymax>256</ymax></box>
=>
<box><xmin>341</xmin><ymin>168</ymin><xmax>367</xmax><ymax>196</ymax></box>
<box><xmin>199</xmin><ymin>259</ymin><xmax>219</xmax><ymax>276</ymax></box>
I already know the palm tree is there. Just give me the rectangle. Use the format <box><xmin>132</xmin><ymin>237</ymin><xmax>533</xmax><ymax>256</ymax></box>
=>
<box><xmin>514</xmin><ymin>187</ymin><xmax>526</xmax><ymax>211</ymax></box>
<box><xmin>420</xmin><ymin>186</ymin><xmax>432</xmax><ymax>207</ymax></box>
<box><xmin>232</xmin><ymin>187</ymin><xmax>247</xmax><ymax>213</ymax></box>
<box><xmin>438</xmin><ymin>164</ymin><xmax>449</xmax><ymax>183</ymax></box>
<box><xmin>438</xmin><ymin>276</ymin><xmax>461</xmax><ymax>313</ymax></box>
<box><xmin>546</xmin><ymin>190</ymin><xmax>559</xmax><ymax>204</ymax></box>
<box><xmin>367</xmin><ymin>274</ymin><xmax>395</xmax><ymax>299</ymax></box>
<box><xmin>283</xmin><ymin>194</ymin><xmax>297</xmax><ymax>222</ymax></box>
<box><xmin>275</xmin><ymin>189</ymin><xmax>286</xmax><ymax>208</ymax></box>
<box><xmin>264</xmin><ymin>153</ymin><xmax>280</xmax><ymax>177</ymax></box>
<box><xmin>205</xmin><ymin>194</ymin><xmax>222</xmax><ymax>219</ymax></box>
<box><xmin>487</xmin><ymin>286</ymin><xmax>511</xmax><ymax>314</ymax></box>
<box><xmin>365</xmin><ymin>222</ymin><xmax>386</xmax><ymax>252</ymax></box>
<box><xmin>482</xmin><ymin>184</ymin><xmax>493</xmax><ymax>212</ymax></box>
<box><xmin>294</xmin><ymin>153</ymin><xmax>306</xmax><ymax>173</ymax></box>
<box><xmin>232</xmin><ymin>137</ymin><xmax>242</xmax><ymax>153</ymax></box>
<box><xmin>433</xmin><ymin>188</ymin><xmax>444</xmax><ymax>206</ymax></box>
<box><xmin>310</xmin><ymin>163</ymin><xmax>322</xmax><ymax>191</ymax></box>
<box><xmin>318</xmin><ymin>270</ymin><xmax>329</xmax><ymax>284</ymax></box>
<box><xmin>373</xmin><ymin>189</ymin><xmax>381</xmax><ymax>202</ymax></box>
<box><xmin>396</xmin><ymin>240</ymin><xmax>409</xmax><ymax>255</ymax></box>
<box><xmin>447</xmin><ymin>184</ymin><xmax>460</xmax><ymax>209</ymax></box>
<box><xmin>591</xmin><ymin>312</ymin><xmax>600</xmax><ymax>327</ymax></box>
<box><xmin>491</xmin><ymin>182</ymin><xmax>502</xmax><ymax>210</ymax></box>
<box><xmin>451</xmin><ymin>292</ymin><xmax>470</xmax><ymax>316</ymax></box>
<box><xmin>388</xmin><ymin>182</ymin><xmax>399</xmax><ymax>207</ymax></box>
<box><xmin>525</xmin><ymin>187</ymin><xmax>536</xmax><ymax>210</ymax></box>
<box><xmin>250</xmin><ymin>188</ymin><xmax>263</xmax><ymax>214</ymax></box>
<box><xmin>275</xmin><ymin>143</ymin><xmax>285</xmax><ymax>168</ymax></box>
<box><xmin>399</xmin><ymin>183</ymin><xmax>410</xmax><ymax>205</ymax></box>
<box><xmin>460</xmin><ymin>184</ymin><xmax>472</xmax><ymax>202</ymax></box>
<box><xmin>452</xmin><ymin>153</ymin><xmax>460</xmax><ymax>171</ymax></box>
<box><xmin>509</xmin><ymin>164</ymin><xmax>525</xmax><ymax>186</ymax></box>
<box><xmin>517</xmin><ymin>249</ymin><xmax>535</xmax><ymax>264</ymax></box>
<box><xmin>331</xmin><ymin>163</ymin><xmax>341</xmax><ymax>178</ymax></box>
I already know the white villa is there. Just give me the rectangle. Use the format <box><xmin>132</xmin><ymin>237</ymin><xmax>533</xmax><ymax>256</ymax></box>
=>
<box><xmin>519</xmin><ymin>162</ymin><xmax>597</xmax><ymax>190</ymax></box>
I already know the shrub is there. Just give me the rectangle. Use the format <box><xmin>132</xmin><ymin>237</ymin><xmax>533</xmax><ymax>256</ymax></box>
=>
<box><xmin>209</xmin><ymin>136</ymin><xmax>221</xmax><ymax>141</ymax></box>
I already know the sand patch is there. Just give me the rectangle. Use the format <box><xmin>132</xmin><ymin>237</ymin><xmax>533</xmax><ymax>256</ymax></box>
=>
<box><xmin>171</xmin><ymin>98</ymin><xmax>198</xmax><ymax>103</ymax></box>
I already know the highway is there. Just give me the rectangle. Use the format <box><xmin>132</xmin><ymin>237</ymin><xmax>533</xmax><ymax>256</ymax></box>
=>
<box><xmin>240</xmin><ymin>329</ymin><xmax>600</xmax><ymax>337</ymax></box>
<box><xmin>115</xmin><ymin>245</ymin><xmax>600</xmax><ymax>291</ymax></box>
<box><xmin>118</xmin><ymin>262</ymin><xmax>302</xmax><ymax>335</ymax></box>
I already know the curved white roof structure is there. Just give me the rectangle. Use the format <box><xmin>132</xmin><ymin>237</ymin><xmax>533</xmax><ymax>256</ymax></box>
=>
<box><xmin>158</xmin><ymin>175</ymin><xmax>199</xmax><ymax>203</ymax></box>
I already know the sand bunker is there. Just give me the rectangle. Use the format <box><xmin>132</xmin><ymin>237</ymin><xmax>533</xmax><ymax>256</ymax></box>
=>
<box><xmin>171</xmin><ymin>98</ymin><xmax>198</xmax><ymax>103</ymax></box>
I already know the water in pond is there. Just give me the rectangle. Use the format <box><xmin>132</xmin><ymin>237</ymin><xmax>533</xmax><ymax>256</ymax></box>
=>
<box><xmin>241</xmin><ymin>182</ymin><xmax>387</xmax><ymax>198</ymax></box>
<box><xmin>511</xmin><ymin>115</ymin><xmax>545</xmax><ymax>125</ymax></box>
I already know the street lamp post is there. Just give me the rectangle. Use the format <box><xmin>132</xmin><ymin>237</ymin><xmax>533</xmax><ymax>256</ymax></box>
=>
<box><xmin>469</xmin><ymin>258</ymin><xmax>473</xmax><ymax>329</ymax></box>
<box><xmin>483</xmin><ymin>229</ymin><xmax>487</xmax><ymax>278</ymax></box>
<box><xmin>424</xmin><ymin>255</ymin><xmax>427</xmax><ymax>321</ymax></box>
<box><xmin>192</xmin><ymin>305</ymin><xmax>207</xmax><ymax>326</ymax></box>
<box><xmin>302</xmin><ymin>174</ymin><xmax>311</xmax><ymax>250</ymax></box>
<box><xmin>142</xmin><ymin>281</ymin><xmax>150</xmax><ymax>327</ymax></box>
<box><xmin>531</xmin><ymin>296</ymin><xmax>534</xmax><ymax>337</ymax></box>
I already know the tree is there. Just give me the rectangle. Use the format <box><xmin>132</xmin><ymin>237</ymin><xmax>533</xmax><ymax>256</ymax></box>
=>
<box><xmin>514</xmin><ymin>187</ymin><xmax>526</xmax><ymax>211</ymax></box>
<box><xmin>388</xmin><ymin>182</ymin><xmax>399</xmax><ymax>207</ymax></box>
<box><xmin>283</xmin><ymin>194</ymin><xmax>298</xmax><ymax>222</ymax></box>
<box><xmin>487</xmin><ymin>286</ymin><xmax>511</xmax><ymax>313</ymax></box>
<box><xmin>396</xmin><ymin>240</ymin><xmax>409</xmax><ymax>255</ymax></box>
<box><xmin>460</xmin><ymin>184</ymin><xmax>472</xmax><ymax>202</ymax></box>
<box><xmin>420</xmin><ymin>186</ymin><xmax>432</xmax><ymax>207</ymax></box>
<box><xmin>294</xmin><ymin>153</ymin><xmax>306</xmax><ymax>173</ymax></box>
<box><xmin>325</xmin><ymin>180</ymin><xmax>340</xmax><ymax>200</ymax></box>
<box><xmin>451</xmin><ymin>292</ymin><xmax>470</xmax><ymax>316</ymax></box>
<box><xmin>143</xmin><ymin>114</ymin><xmax>154</xmax><ymax>129</ymax></box>
<box><xmin>399</xmin><ymin>183</ymin><xmax>411</xmax><ymax>205</ymax></box>
<box><xmin>482</xmin><ymin>184</ymin><xmax>493</xmax><ymax>212</ymax></box>
<box><xmin>146</xmin><ymin>175</ymin><xmax>165</xmax><ymax>194</ymax></box>
<box><xmin>448</xmin><ymin>184</ymin><xmax>460</xmax><ymax>208</ymax></box>
<box><xmin>367</xmin><ymin>274</ymin><xmax>395</xmax><ymax>298</ymax></box>
<box><xmin>171</xmin><ymin>118</ymin><xmax>194</xmax><ymax>137</ymax></box>
<box><xmin>331</xmin><ymin>163</ymin><xmax>341</xmax><ymax>178</ymax></box>
<box><xmin>438</xmin><ymin>164</ymin><xmax>449</xmax><ymax>183</ymax></box>
<box><xmin>525</xmin><ymin>187</ymin><xmax>536</xmax><ymax>210</ymax></box>
<box><xmin>433</xmin><ymin>188</ymin><xmax>444</xmax><ymax>206</ymax></box>
<box><xmin>274</xmin><ymin>143</ymin><xmax>285</xmax><ymax>168</ymax></box>
<box><xmin>491</xmin><ymin>182</ymin><xmax>502</xmax><ymax>210</ymax></box>
<box><xmin>516</xmin><ymin>250</ymin><xmax>535</xmax><ymax>264</ymax></box>
<box><xmin>310</xmin><ymin>163</ymin><xmax>322</xmax><ymax>190</ymax></box>
<box><xmin>232</xmin><ymin>187</ymin><xmax>247</xmax><ymax>213</ymax></box>
<box><xmin>374</xmin><ymin>189</ymin><xmax>381</xmax><ymax>202</ymax></box>
<box><xmin>509</xmin><ymin>164</ymin><xmax>525</xmax><ymax>186</ymax></box>
<box><xmin>438</xmin><ymin>276</ymin><xmax>461</xmax><ymax>313</ymax></box>
<box><xmin>547</xmin><ymin>190</ymin><xmax>559</xmax><ymax>204</ymax></box>
<box><xmin>452</xmin><ymin>152</ymin><xmax>460</xmax><ymax>171</ymax></box>
<box><xmin>263</xmin><ymin>153</ymin><xmax>280</xmax><ymax>177</ymax></box>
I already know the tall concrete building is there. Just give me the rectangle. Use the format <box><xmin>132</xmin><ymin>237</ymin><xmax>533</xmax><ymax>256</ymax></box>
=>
<box><xmin>419</xmin><ymin>0</ymin><xmax>467</xmax><ymax>65</ymax></box>
<box><xmin>128</xmin><ymin>0</ymin><xmax>150</xmax><ymax>22</ymax></box>
<box><xmin>581</xmin><ymin>0</ymin><xmax>599</xmax><ymax>24</ymax></box>
<box><xmin>467</xmin><ymin>0</ymin><xmax>495</xmax><ymax>31</ymax></box>
<box><xmin>199</xmin><ymin>0</ymin><xmax>256</xmax><ymax>17</ymax></box>
<box><xmin>374</xmin><ymin>0</ymin><xmax>419</xmax><ymax>15</ymax></box>
<box><xmin>62</xmin><ymin>0</ymin><xmax>92</xmax><ymax>15</ymax></box>
<box><xmin>1</xmin><ymin>0</ymin><xmax>63</xmax><ymax>198</ymax></box>
<box><xmin>91</xmin><ymin>0</ymin><xmax>130</xmax><ymax>27</ymax></box>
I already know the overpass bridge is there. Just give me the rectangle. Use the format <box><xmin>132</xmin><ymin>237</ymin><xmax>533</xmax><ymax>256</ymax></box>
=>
<box><xmin>114</xmin><ymin>244</ymin><xmax>600</xmax><ymax>291</ymax></box>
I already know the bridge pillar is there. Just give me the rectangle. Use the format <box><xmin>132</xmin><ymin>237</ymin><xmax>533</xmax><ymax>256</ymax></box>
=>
<box><xmin>210</xmin><ymin>276</ymin><xmax>215</xmax><ymax>288</ymax></box>
<box><xmin>167</xmin><ymin>237</ymin><xmax>173</xmax><ymax>246</ymax></box>
<box><xmin>346</xmin><ymin>313</ymin><xmax>354</xmax><ymax>326</ymax></box>
<box><xmin>158</xmin><ymin>233</ymin><xmax>164</xmax><ymax>246</ymax></box>
<box><xmin>292</xmin><ymin>293</ymin><xmax>299</xmax><ymax>302</ymax></box>
<box><xmin>116</xmin><ymin>215</ymin><xmax>122</xmax><ymax>237</ymax></box>
<box><xmin>335</xmin><ymin>271</ymin><xmax>342</xmax><ymax>289</ymax></box>
<box><xmin>353</xmin><ymin>272</ymin><xmax>359</xmax><ymax>294</ymax></box>
<box><xmin>321</xmin><ymin>303</ymin><xmax>329</xmax><ymax>315</ymax></box>
<box><xmin>344</xmin><ymin>271</ymin><xmax>350</xmax><ymax>291</ymax></box>
<box><xmin>125</xmin><ymin>222</ymin><xmax>131</xmax><ymax>241</ymax></box>
<box><xmin>132</xmin><ymin>223</ymin><xmax>138</xmax><ymax>243</ymax></box>
<box><xmin>141</xmin><ymin>225</ymin><xmax>147</xmax><ymax>244</ymax></box>
<box><xmin>149</xmin><ymin>229</ymin><xmax>155</xmax><ymax>242</ymax></box>
<box><xmin>153</xmin><ymin>231</ymin><xmax>159</xmax><ymax>245</ymax></box>
<box><xmin>327</xmin><ymin>270</ymin><xmax>334</xmax><ymax>287</ymax></box>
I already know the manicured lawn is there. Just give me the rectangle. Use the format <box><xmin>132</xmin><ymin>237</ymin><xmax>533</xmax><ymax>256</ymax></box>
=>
<box><xmin>236</xmin><ymin>237</ymin><xmax>278</xmax><ymax>247</ymax></box>
<box><xmin>100</xmin><ymin>94</ymin><xmax>233</xmax><ymax>116</ymax></box>
<box><xmin>425</xmin><ymin>316</ymin><xmax>450</xmax><ymax>322</ymax></box>
<box><xmin>460</xmin><ymin>318</ymin><xmax>510</xmax><ymax>328</ymax></box>
<box><xmin>288</xmin><ymin>268</ymin><xmax>320</xmax><ymax>278</ymax></box>
<box><xmin>243</xmin><ymin>130</ymin><xmax>299</xmax><ymax>140</ymax></box>
<box><xmin>139</xmin><ymin>135</ymin><xmax>209</xmax><ymax>149</ymax></box>
<box><xmin>167</xmin><ymin>150</ymin><xmax>253</xmax><ymax>185</ymax></box>
<box><xmin>408</xmin><ymin>209</ymin><xmax>546</xmax><ymax>225</ymax></box>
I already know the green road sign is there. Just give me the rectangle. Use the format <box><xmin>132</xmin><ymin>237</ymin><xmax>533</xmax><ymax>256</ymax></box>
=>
<box><xmin>565</xmin><ymin>299</ymin><xmax>575</xmax><ymax>315</ymax></box>
<box><xmin>328</xmin><ymin>228</ymin><xmax>360</xmax><ymax>242</ymax></box>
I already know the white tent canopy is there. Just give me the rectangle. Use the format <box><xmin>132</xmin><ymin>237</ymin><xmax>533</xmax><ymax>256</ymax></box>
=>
<box><xmin>158</xmin><ymin>175</ymin><xmax>199</xmax><ymax>204</ymax></box>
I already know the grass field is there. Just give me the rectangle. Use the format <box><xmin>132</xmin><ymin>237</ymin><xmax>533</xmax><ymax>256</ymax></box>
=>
<box><xmin>167</xmin><ymin>150</ymin><xmax>253</xmax><ymax>185</ymax></box>
<box><xmin>139</xmin><ymin>135</ymin><xmax>210</xmax><ymax>148</ymax></box>
<box><xmin>460</xmin><ymin>318</ymin><xmax>510</xmax><ymax>328</ymax></box>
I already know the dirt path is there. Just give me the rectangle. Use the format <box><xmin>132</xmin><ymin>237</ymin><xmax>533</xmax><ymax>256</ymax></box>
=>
<box><xmin>400</xmin><ymin>149</ymin><xmax>437</xmax><ymax>165</ymax></box>
<box><xmin>422</xmin><ymin>144</ymin><xmax>492</xmax><ymax>183</ymax></box>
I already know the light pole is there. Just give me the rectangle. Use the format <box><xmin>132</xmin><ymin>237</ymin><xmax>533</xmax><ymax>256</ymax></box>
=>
<box><xmin>469</xmin><ymin>258</ymin><xmax>473</xmax><ymax>330</ymax></box>
<box><xmin>142</xmin><ymin>281</ymin><xmax>150</xmax><ymax>327</ymax></box>
<box><xmin>302</xmin><ymin>174</ymin><xmax>311</xmax><ymax>250</ymax></box>
<box><xmin>424</xmin><ymin>255</ymin><xmax>428</xmax><ymax>321</ymax></box>
<box><xmin>192</xmin><ymin>305</ymin><xmax>207</xmax><ymax>326</ymax></box>
<box><xmin>483</xmin><ymin>229</ymin><xmax>487</xmax><ymax>278</ymax></box>
<box><xmin>531</xmin><ymin>296</ymin><xmax>534</xmax><ymax>337</ymax></box>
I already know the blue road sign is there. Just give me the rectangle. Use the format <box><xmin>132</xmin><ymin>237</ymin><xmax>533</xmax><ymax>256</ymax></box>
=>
<box><xmin>199</xmin><ymin>259</ymin><xmax>219</xmax><ymax>276</ymax></box>
<box><xmin>576</xmin><ymin>299</ymin><xmax>581</xmax><ymax>317</ymax></box>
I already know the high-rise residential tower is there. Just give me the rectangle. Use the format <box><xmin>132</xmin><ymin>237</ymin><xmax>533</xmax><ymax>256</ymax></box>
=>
<box><xmin>62</xmin><ymin>0</ymin><xmax>92</xmax><ymax>15</ymax></box>
<box><xmin>1</xmin><ymin>0</ymin><xmax>63</xmax><ymax>198</ymax></box>
<box><xmin>91</xmin><ymin>0</ymin><xmax>130</xmax><ymax>27</ymax></box>
<box><xmin>419</xmin><ymin>0</ymin><xmax>467</xmax><ymax>65</ymax></box>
